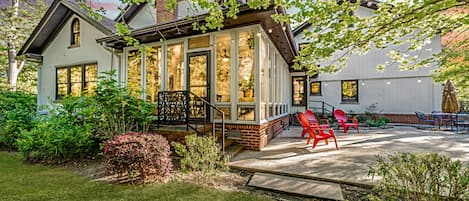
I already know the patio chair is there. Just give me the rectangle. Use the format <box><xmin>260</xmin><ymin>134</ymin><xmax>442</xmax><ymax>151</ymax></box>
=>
<box><xmin>295</xmin><ymin>113</ymin><xmax>308</xmax><ymax>138</ymax></box>
<box><xmin>415</xmin><ymin>112</ymin><xmax>436</xmax><ymax>129</ymax></box>
<box><xmin>305</xmin><ymin>110</ymin><xmax>330</xmax><ymax>128</ymax></box>
<box><xmin>299</xmin><ymin>113</ymin><xmax>339</xmax><ymax>150</ymax></box>
<box><xmin>333</xmin><ymin>109</ymin><xmax>359</xmax><ymax>133</ymax></box>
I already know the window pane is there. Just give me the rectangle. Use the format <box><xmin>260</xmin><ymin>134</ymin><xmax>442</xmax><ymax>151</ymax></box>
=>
<box><xmin>342</xmin><ymin>80</ymin><xmax>358</xmax><ymax>102</ymax></box>
<box><xmin>146</xmin><ymin>46</ymin><xmax>162</xmax><ymax>102</ymax></box>
<box><xmin>70</xmin><ymin>66</ymin><xmax>82</xmax><ymax>83</ymax></box>
<box><xmin>70</xmin><ymin>83</ymin><xmax>82</xmax><ymax>96</ymax></box>
<box><xmin>85</xmin><ymin>64</ymin><xmax>98</xmax><ymax>94</ymax></box>
<box><xmin>188</xmin><ymin>35</ymin><xmax>210</xmax><ymax>49</ymax></box>
<box><xmin>292</xmin><ymin>76</ymin><xmax>306</xmax><ymax>105</ymax></box>
<box><xmin>215</xmin><ymin>34</ymin><xmax>231</xmax><ymax>102</ymax></box>
<box><xmin>167</xmin><ymin>43</ymin><xmax>184</xmax><ymax>91</ymax></box>
<box><xmin>238</xmin><ymin>106</ymin><xmax>255</xmax><ymax>121</ymax></box>
<box><xmin>57</xmin><ymin>68</ymin><xmax>68</xmax><ymax>84</ymax></box>
<box><xmin>128</xmin><ymin>50</ymin><xmax>141</xmax><ymax>95</ymax></box>
<box><xmin>238</xmin><ymin>31</ymin><xmax>255</xmax><ymax>102</ymax></box>
<box><xmin>57</xmin><ymin>83</ymin><xmax>67</xmax><ymax>99</ymax></box>
<box><xmin>310</xmin><ymin>81</ymin><xmax>321</xmax><ymax>95</ymax></box>
<box><xmin>215</xmin><ymin>106</ymin><xmax>231</xmax><ymax>120</ymax></box>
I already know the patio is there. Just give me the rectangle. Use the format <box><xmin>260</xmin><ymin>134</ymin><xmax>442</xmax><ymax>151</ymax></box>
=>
<box><xmin>230</xmin><ymin>125</ymin><xmax>469</xmax><ymax>186</ymax></box>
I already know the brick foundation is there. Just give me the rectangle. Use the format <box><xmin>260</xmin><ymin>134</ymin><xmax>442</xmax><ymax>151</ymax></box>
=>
<box><xmin>219</xmin><ymin>115</ymin><xmax>290</xmax><ymax>151</ymax></box>
<box><xmin>383</xmin><ymin>114</ymin><xmax>418</xmax><ymax>124</ymax></box>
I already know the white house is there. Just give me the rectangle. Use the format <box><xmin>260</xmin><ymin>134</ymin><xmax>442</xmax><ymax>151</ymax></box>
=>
<box><xmin>290</xmin><ymin>3</ymin><xmax>442</xmax><ymax>123</ymax></box>
<box><xmin>19</xmin><ymin>0</ymin><xmax>442</xmax><ymax>150</ymax></box>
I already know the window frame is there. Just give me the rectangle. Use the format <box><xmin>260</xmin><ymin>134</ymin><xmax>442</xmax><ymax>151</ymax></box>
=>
<box><xmin>55</xmin><ymin>63</ymin><xmax>97</xmax><ymax>100</ymax></box>
<box><xmin>341</xmin><ymin>80</ymin><xmax>359</xmax><ymax>103</ymax></box>
<box><xmin>310</xmin><ymin>81</ymin><xmax>321</xmax><ymax>96</ymax></box>
<box><xmin>291</xmin><ymin>76</ymin><xmax>307</xmax><ymax>106</ymax></box>
<box><xmin>71</xmin><ymin>18</ymin><xmax>80</xmax><ymax>46</ymax></box>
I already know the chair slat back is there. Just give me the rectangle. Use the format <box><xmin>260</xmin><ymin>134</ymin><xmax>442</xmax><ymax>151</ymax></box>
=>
<box><xmin>334</xmin><ymin>109</ymin><xmax>347</xmax><ymax>122</ymax></box>
<box><xmin>299</xmin><ymin>113</ymin><xmax>317</xmax><ymax>138</ymax></box>
<box><xmin>305</xmin><ymin>110</ymin><xmax>317</xmax><ymax>122</ymax></box>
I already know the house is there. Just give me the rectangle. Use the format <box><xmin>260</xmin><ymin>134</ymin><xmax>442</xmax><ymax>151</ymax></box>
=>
<box><xmin>290</xmin><ymin>2</ymin><xmax>443</xmax><ymax>123</ymax></box>
<box><xmin>19</xmin><ymin>0</ymin><xmax>442</xmax><ymax>150</ymax></box>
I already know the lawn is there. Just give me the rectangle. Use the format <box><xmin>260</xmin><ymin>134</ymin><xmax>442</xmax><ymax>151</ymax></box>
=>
<box><xmin>0</xmin><ymin>152</ymin><xmax>270</xmax><ymax>201</ymax></box>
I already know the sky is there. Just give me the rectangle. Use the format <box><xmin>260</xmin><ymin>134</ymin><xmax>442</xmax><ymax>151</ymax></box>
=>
<box><xmin>86</xmin><ymin>0</ymin><xmax>126</xmax><ymax>19</ymax></box>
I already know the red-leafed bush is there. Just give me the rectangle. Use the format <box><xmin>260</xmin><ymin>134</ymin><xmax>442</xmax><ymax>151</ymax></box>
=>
<box><xmin>103</xmin><ymin>132</ymin><xmax>172</xmax><ymax>183</ymax></box>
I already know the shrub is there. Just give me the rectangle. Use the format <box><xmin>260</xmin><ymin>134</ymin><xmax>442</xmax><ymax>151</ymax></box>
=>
<box><xmin>95</xmin><ymin>71</ymin><xmax>156</xmax><ymax>139</ymax></box>
<box><xmin>172</xmin><ymin>135</ymin><xmax>227</xmax><ymax>174</ymax></box>
<box><xmin>368</xmin><ymin>152</ymin><xmax>469</xmax><ymax>201</ymax></box>
<box><xmin>0</xmin><ymin>90</ymin><xmax>36</xmax><ymax>150</ymax></box>
<box><xmin>16</xmin><ymin>116</ymin><xmax>97</xmax><ymax>162</ymax></box>
<box><xmin>103</xmin><ymin>132</ymin><xmax>172</xmax><ymax>183</ymax></box>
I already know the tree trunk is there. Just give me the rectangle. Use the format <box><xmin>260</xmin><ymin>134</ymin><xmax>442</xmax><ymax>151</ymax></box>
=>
<box><xmin>7</xmin><ymin>0</ymin><xmax>20</xmax><ymax>91</ymax></box>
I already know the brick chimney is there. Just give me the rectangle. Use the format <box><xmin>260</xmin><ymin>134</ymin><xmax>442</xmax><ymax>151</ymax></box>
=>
<box><xmin>155</xmin><ymin>0</ymin><xmax>176</xmax><ymax>24</ymax></box>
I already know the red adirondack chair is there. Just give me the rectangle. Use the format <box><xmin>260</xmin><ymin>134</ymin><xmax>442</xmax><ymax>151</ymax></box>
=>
<box><xmin>305</xmin><ymin>110</ymin><xmax>330</xmax><ymax>128</ymax></box>
<box><xmin>299</xmin><ymin>113</ymin><xmax>339</xmax><ymax>150</ymax></box>
<box><xmin>333</xmin><ymin>109</ymin><xmax>359</xmax><ymax>133</ymax></box>
<box><xmin>295</xmin><ymin>113</ymin><xmax>308</xmax><ymax>138</ymax></box>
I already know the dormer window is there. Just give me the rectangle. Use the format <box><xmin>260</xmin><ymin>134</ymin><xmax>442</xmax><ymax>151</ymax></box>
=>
<box><xmin>71</xmin><ymin>19</ymin><xmax>80</xmax><ymax>46</ymax></box>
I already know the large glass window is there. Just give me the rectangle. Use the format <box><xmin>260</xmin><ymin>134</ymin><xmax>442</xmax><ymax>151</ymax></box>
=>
<box><xmin>215</xmin><ymin>34</ymin><xmax>231</xmax><ymax>102</ymax></box>
<box><xmin>127</xmin><ymin>50</ymin><xmax>141</xmax><ymax>96</ymax></box>
<box><xmin>292</xmin><ymin>76</ymin><xmax>306</xmax><ymax>106</ymax></box>
<box><xmin>167</xmin><ymin>43</ymin><xmax>184</xmax><ymax>91</ymax></box>
<box><xmin>341</xmin><ymin>80</ymin><xmax>358</xmax><ymax>103</ymax></box>
<box><xmin>146</xmin><ymin>46</ymin><xmax>162</xmax><ymax>102</ymax></box>
<box><xmin>56</xmin><ymin>63</ymin><xmax>97</xmax><ymax>100</ymax></box>
<box><xmin>310</xmin><ymin>81</ymin><xmax>321</xmax><ymax>96</ymax></box>
<box><xmin>238</xmin><ymin>31</ymin><xmax>255</xmax><ymax>103</ymax></box>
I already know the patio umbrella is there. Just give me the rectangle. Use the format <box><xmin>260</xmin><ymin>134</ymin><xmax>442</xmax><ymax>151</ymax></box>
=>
<box><xmin>441</xmin><ymin>80</ymin><xmax>460</xmax><ymax>113</ymax></box>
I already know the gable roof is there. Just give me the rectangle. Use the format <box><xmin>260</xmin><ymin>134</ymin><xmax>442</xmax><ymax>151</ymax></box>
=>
<box><xmin>292</xmin><ymin>0</ymin><xmax>379</xmax><ymax>36</ymax></box>
<box><xmin>19</xmin><ymin>0</ymin><xmax>117</xmax><ymax>56</ymax></box>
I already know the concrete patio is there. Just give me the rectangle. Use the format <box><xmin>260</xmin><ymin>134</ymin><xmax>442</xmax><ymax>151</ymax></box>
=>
<box><xmin>231</xmin><ymin>126</ymin><xmax>469</xmax><ymax>186</ymax></box>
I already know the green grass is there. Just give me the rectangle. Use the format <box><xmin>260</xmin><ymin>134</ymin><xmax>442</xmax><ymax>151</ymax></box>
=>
<box><xmin>0</xmin><ymin>152</ymin><xmax>270</xmax><ymax>201</ymax></box>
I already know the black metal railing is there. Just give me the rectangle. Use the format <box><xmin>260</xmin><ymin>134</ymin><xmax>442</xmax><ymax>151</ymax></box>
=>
<box><xmin>309</xmin><ymin>100</ymin><xmax>335</xmax><ymax>116</ymax></box>
<box><xmin>157</xmin><ymin>91</ymin><xmax>226</xmax><ymax>152</ymax></box>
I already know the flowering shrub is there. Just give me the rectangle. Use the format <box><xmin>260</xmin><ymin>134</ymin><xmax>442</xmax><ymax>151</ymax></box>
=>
<box><xmin>103</xmin><ymin>132</ymin><xmax>172</xmax><ymax>183</ymax></box>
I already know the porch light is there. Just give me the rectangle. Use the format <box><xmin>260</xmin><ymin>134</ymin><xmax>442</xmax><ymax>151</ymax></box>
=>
<box><xmin>361</xmin><ymin>81</ymin><xmax>365</xmax><ymax>86</ymax></box>
<box><xmin>256</xmin><ymin>32</ymin><xmax>262</xmax><ymax>37</ymax></box>
<box><xmin>418</xmin><ymin>79</ymin><xmax>422</xmax><ymax>83</ymax></box>
<box><xmin>386</xmin><ymin>81</ymin><xmax>391</xmax><ymax>85</ymax></box>
<box><xmin>268</xmin><ymin>29</ymin><xmax>273</xmax><ymax>33</ymax></box>
<box><xmin>282</xmin><ymin>26</ymin><xmax>286</xmax><ymax>31</ymax></box>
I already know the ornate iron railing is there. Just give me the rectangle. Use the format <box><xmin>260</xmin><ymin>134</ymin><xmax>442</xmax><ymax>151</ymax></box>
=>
<box><xmin>157</xmin><ymin>90</ymin><xmax>226</xmax><ymax>152</ymax></box>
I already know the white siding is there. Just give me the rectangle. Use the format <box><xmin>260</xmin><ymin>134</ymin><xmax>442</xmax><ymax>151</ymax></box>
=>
<box><xmin>39</xmin><ymin>14</ymin><xmax>119</xmax><ymax>107</ymax></box>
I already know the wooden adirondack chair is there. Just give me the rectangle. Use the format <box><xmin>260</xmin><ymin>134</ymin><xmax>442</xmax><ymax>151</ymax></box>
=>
<box><xmin>333</xmin><ymin>109</ymin><xmax>359</xmax><ymax>133</ymax></box>
<box><xmin>299</xmin><ymin>113</ymin><xmax>339</xmax><ymax>150</ymax></box>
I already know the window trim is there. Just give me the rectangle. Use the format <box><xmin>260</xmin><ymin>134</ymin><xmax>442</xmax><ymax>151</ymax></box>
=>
<box><xmin>341</xmin><ymin>80</ymin><xmax>359</xmax><ymax>103</ymax></box>
<box><xmin>70</xmin><ymin>18</ymin><xmax>80</xmax><ymax>47</ymax></box>
<box><xmin>292</xmin><ymin>76</ymin><xmax>307</xmax><ymax>106</ymax></box>
<box><xmin>310</xmin><ymin>81</ymin><xmax>321</xmax><ymax>96</ymax></box>
<box><xmin>55</xmin><ymin>63</ymin><xmax>97</xmax><ymax>100</ymax></box>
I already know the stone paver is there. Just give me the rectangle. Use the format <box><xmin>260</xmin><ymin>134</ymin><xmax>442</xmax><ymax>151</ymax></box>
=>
<box><xmin>248</xmin><ymin>172</ymin><xmax>344</xmax><ymax>200</ymax></box>
<box><xmin>231</xmin><ymin>126</ymin><xmax>469</xmax><ymax>186</ymax></box>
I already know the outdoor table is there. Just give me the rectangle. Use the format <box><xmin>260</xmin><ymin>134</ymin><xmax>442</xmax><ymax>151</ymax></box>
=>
<box><xmin>429</xmin><ymin>113</ymin><xmax>469</xmax><ymax>131</ymax></box>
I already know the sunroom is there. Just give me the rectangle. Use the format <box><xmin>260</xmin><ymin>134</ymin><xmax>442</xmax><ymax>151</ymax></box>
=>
<box><xmin>99</xmin><ymin>5</ymin><xmax>297</xmax><ymax>150</ymax></box>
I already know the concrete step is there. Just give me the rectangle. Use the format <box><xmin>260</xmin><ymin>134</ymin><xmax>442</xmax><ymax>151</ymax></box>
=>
<box><xmin>224</xmin><ymin>144</ymin><xmax>244</xmax><ymax>161</ymax></box>
<box><xmin>248</xmin><ymin>172</ymin><xmax>344</xmax><ymax>200</ymax></box>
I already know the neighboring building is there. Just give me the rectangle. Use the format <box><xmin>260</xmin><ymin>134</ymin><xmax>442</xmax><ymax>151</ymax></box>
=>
<box><xmin>291</xmin><ymin>3</ymin><xmax>443</xmax><ymax>123</ymax></box>
<box><xmin>19</xmin><ymin>0</ymin><xmax>442</xmax><ymax>150</ymax></box>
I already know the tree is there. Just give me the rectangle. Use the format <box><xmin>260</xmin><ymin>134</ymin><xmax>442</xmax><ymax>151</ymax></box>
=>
<box><xmin>0</xmin><ymin>0</ymin><xmax>46</xmax><ymax>92</ymax></box>
<box><xmin>81</xmin><ymin>0</ymin><xmax>468</xmax><ymax>99</ymax></box>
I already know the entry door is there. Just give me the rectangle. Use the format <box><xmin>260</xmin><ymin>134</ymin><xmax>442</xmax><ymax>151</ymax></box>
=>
<box><xmin>187</xmin><ymin>51</ymin><xmax>210</xmax><ymax>102</ymax></box>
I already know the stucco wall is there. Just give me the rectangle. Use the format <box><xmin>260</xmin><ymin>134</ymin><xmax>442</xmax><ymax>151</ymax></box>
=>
<box><xmin>39</xmin><ymin>14</ymin><xmax>119</xmax><ymax>107</ymax></box>
<box><xmin>293</xmin><ymin>7</ymin><xmax>443</xmax><ymax>114</ymax></box>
